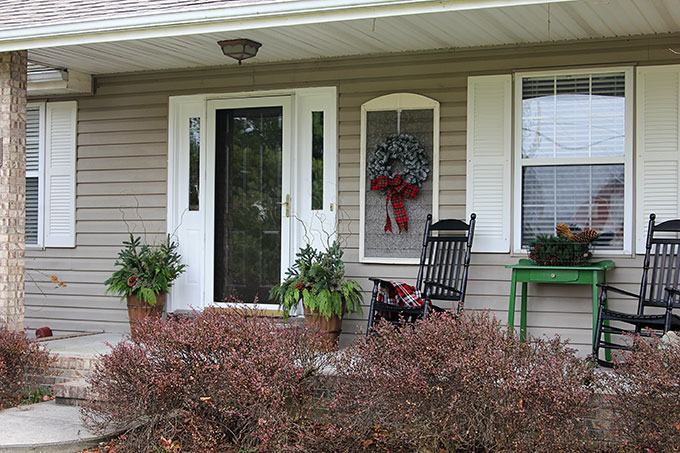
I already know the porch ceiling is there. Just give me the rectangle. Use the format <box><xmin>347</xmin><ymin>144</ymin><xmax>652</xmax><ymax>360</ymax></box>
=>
<box><xmin>23</xmin><ymin>0</ymin><xmax>680</xmax><ymax>75</ymax></box>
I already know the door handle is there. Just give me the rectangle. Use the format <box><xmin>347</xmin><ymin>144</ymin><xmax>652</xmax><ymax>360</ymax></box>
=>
<box><xmin>284</xmin><ymin>194</ymin><xmax>290</xmax><ymax>217</ymax></box>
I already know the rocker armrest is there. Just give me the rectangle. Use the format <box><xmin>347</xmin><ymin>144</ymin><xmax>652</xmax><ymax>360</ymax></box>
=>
<box><xmin>596</xmin><ymin>283</ymin><xmax>640</xmax><ymax>299</ymax></box>
<box><xmin>368</xmin><ymin>277</ymin><xmax>390</xmax><ymax>284</ymax></box>
<box><xmin>665</xmin><ymin>287</ymin><xmax>680</xmax><ymax>296</ymax></box>
<box><xmin>423</xmin><ymin>280</ymin><xmax>461</xmax><ymax>295</ymax></box>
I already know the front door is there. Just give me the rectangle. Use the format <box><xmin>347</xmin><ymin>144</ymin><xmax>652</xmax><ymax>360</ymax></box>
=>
<box><xmin>168</xmin><ymin>88</ymin><xmax>337</xmax><ymax>313</ymax></box>
<box><xmin>207</xmin><ymin>97</ymin><xmax>292</xmax><ymax>308</ymax></box>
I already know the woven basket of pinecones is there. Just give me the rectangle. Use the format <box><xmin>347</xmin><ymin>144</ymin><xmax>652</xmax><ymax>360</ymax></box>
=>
<box><xmin>528</xmin><ymin>223</ymin><xmax>599</xmax><ymax>266</ymax></box>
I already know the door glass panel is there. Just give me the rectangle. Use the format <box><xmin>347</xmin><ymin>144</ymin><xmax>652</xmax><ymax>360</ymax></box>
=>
<box><xmin>214</xmin><ymin>107</ymin><xmax>283</xmax><ymax>303</ymax></box>
<box><xmin>189</xmin><ymin>117</ymin><xmax>200</xmax><ymax>211</ymax></box>
<box><xmin>311</xmin><ymin>111</ymin><xmax>324</xmax><ymax>210</ymax></box>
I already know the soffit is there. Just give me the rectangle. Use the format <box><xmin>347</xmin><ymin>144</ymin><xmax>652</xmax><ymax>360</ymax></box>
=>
<box><xmin>25</xmin><ymin>0</ymin><xmax>680</xmax><ymax>75</ymax></box>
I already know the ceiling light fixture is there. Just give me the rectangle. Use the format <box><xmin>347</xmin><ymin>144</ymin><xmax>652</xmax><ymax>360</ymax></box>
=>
<box><xmin>218</xmin><ymin>38</ymin><xmax>262</xmax><ymax>65</ymax></box>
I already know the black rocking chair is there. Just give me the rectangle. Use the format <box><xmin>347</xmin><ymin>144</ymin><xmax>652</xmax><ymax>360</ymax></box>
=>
<box><xmin>593</xmin><ymin>214</ymin><xmax>680</xmax><ymax>366</ymax></box>
<box><xmin>366</xmin><ymin>213</ymin><xmax>476</xmax><ymax>333</ymax></box>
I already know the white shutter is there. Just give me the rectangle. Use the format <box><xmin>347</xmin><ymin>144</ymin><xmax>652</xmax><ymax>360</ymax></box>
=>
<box><xmin>466</xmin><ymin>75</ymin><xmax>512</xmax><ymax>252</ymax></box>
<box><xmin>44</xmin><ymin>101</ymin><xmax>77</xmax><ymax>248</ymax></box>
<box><xmin>636</xmin><ymin>66</ymin><xmax>680</xmax><ymax>253</ymax></box>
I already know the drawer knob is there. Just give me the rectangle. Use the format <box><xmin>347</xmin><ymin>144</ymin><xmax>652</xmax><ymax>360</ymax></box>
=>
<box><xmin>551</xmin><ymin>273</ymin><xmax>556</xmax><ymax>278</ymax></box>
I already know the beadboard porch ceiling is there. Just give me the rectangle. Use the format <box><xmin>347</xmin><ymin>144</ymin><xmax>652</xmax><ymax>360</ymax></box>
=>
<box><xmin>13</xmin><ymin>0</ymin><xmax>680</xmax><ymax>75</ymax></box>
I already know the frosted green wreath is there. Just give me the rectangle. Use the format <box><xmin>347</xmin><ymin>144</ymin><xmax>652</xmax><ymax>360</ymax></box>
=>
<box><xmin>367</xmin><ymin>133</ymin><xmax>430</xmax><ymax>187</ymax></box>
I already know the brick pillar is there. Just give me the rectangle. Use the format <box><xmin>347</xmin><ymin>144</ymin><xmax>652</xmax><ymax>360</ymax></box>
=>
<box><xmin>0</xmin><ymin>51</ymin><xmax>26</xmax><ymax>331</ymax></box>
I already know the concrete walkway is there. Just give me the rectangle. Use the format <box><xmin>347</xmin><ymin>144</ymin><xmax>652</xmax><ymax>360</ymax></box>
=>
<box><xmin>0</xmin><ymin>400</ymin><xmax>116</xmax><ymax>453</ymax></box>
<box><xmin>41</xmin><ymin>333</ymin><xmax>126</xmax><ymax>356</ymax></box>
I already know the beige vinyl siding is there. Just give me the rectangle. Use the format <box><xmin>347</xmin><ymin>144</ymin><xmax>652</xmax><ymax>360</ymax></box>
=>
<box><xmin>26</xmin><ymin>34</ymin><xmax>679</xmax><ymax>353</ymax></box>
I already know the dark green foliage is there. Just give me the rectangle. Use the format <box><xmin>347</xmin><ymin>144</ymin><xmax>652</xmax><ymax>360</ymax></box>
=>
<box><xmin>270</xmin><ymin>241</ymin><xmax>363</xmax><ymax>320</ymax></box>
<box><xmin>105</xmin><ymin>234</ymin><xmax>186</xmax><ymax>306</ymax></box>
<box><xmin>529</xmin><ymin>234</ymin><xmax>593</xmax><ymax>266</ymax></box>
<box><xmin>23</xmin><ymin>387</ymin><xmax>52</xmax><ymax>405</ymax></box>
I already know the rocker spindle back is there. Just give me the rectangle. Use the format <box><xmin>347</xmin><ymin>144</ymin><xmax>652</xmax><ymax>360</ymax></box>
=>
<box><xmin>416</xmin><ymin>213</ymin><xmax>476</xmax><ymax>312</ymax></box>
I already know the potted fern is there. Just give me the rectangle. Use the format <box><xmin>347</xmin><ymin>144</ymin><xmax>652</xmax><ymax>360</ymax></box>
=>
<box><xmin>270</xmin><ymin>241</ymin><xmax>362</xmax><ymax>343</ymax></box>
<box><xmin>105</xmin><ymin>234</ymin><xmax>186</xmax><ymax>332</ymax></box>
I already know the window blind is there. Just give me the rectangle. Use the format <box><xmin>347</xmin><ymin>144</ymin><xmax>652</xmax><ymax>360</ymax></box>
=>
<box><xmin>522</xmin><ymin>164</ymin><xmax>625</xmax><ymax>249</ymax></box>
<box><xmin>521</xmin><ymin>73</ymin><xmax>626</xmax><ymax>159</ymax></box>
<box><xmin>25</xmin><ymin>177</ymin><xmax>39</xmax><ymax>245</ymax></box>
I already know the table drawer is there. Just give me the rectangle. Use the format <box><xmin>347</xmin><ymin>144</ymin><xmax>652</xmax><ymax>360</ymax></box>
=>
<box><xmin>528</xmin><ymin>269</ymin><xmax>579</xmax><ymax>282</ymax></box>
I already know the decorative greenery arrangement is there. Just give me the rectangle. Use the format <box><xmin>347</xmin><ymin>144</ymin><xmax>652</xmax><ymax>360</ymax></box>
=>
<box><xmin>529</xmin><ymin>223</ymin><xmax>599</xmax><ymax>266</ymax></box>
<box><xmin>367</xmin><ymin>133</ymin><xmax>430</xmax><ymax>187</ymax></box>
<box><xmin>105</xmin><ymin>234</ymin><xmax>186</xmax><ymax>306</ymax></box>
<box><xmin>270</xmin><ymin>241</ymin><xmax>363</xmax><ymax>320</ymax></box>
<box><xmin>367</xmin><ymin>133</ymin><xmax>431</xmax><ymax>233</ymax></box>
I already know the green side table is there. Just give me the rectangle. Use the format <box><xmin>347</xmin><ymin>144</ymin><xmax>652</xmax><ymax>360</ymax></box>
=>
<box><xmin>505</xmin><ymin>259</ymin><xmax>615</xmax><ymax>355</ymax></box>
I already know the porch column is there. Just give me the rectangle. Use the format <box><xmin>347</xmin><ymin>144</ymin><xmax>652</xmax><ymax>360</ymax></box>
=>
<box><xmin>0</xmin><ymin>51</ymin><xmax>27</xmax><ymax>331</ymax></box>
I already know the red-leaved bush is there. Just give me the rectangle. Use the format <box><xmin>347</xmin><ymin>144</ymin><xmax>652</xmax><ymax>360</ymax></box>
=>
<box><xmin>319</xmin><ymin>311</ymin><xmax>598</xmax><ymax>452</ymax></box>
<box><xmin>0</xmin><ymin>326</ymin><xmax>49</xmax><ymax>408</ymax></box>
<box><xmin>603</xmin><ymin>334</ymin><xmax>680</xmax><ymax>452</ymax></box>
<box><xmin>82</xmin><ymin>308</ymin><xmax>332</xmax><ymax>452</ymax></box>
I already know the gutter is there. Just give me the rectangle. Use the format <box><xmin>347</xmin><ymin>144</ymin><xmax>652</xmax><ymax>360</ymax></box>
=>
<box><xmin>0</xmin><ymin>0</ymin><xmax>576</xmax><ymax>52</ymax></box>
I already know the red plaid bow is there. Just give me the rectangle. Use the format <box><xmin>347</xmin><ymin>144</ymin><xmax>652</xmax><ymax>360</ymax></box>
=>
<box><xmin>370</xmin><ymin>174</ymin><xmax>419</xmax><ymax>233</ymax></box>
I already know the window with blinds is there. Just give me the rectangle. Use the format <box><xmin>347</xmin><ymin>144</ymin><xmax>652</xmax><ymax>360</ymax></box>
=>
<box><xmin>519</xmin><ymin>71</ymin><xmax>628</xmax><ymax>250</ymax></box>
<box><xmin>26</xmin><ymin>105</ymin><xmax>42</xmax><ymax>246</ymax></box>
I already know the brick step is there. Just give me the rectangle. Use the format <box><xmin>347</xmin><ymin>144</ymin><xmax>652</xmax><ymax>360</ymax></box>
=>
<box><xmin>45</xmin><ymin>366</ymin><xmax>93</xmax><ymax>379</ymax></box>
<box><xmin>54</xmin><ymin>379</ymin><xmax>92</xmax><ymax>406</ymax></box>
<box><xmin>50</xmin><ymin>354</ymin><xmax>99</xmax><ymax>373</ymax></box>
<box><xmin>26</xmin><ymin>352</ymin><xmax>101</xmax><ymax>395</ymax></box>
<box><xmin>26</xmin><ymin>373</ymin><xmax>84</xmax><ymax>387</ymax></box>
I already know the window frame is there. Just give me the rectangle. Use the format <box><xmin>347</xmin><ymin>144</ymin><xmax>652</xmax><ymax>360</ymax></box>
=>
<box><xmin>26</xmin><ymin>101</ymin><xmax>45</xmax><ymax>249</ymax></box>
<box><xmin>512</xmin><ymin>67</ymin><xmax>634</xmax><ymax>255</ymax></box>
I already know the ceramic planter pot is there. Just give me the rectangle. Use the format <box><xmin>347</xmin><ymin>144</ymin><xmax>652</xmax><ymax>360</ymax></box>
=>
<box><xmin>126</xmin><ymin>292</ymin><xmax>166</xmax><ymax>336</ymax></box>
<box><xmin>303</xmin><ymin>306</ymin><xmax>343</xmax><ymax>345</ymax></box>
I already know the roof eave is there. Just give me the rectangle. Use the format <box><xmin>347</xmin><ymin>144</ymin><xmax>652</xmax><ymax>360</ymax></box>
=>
<box><xmin>0</xmin><ymin>0</ymin><xmax>576</xmax><ymax>52</ymax></box>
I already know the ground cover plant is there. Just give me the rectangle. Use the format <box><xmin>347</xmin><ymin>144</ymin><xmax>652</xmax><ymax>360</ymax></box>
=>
<box><xmin>322</xmin><ymin>311</ymin><xmax>599</xmax><ymax>453</ymax></box>
<box><xmin>602</xmin><ymin>334</ymin><xmax>680</xmax><ymax>452</ymax></box>
<box><xmin>82</xmin><ymin>308</ymin><xmax>333</xmax><ymax>452</ymax></box>
<box><xmin>0</xmin><ymin>326</ymin><xmax>50</xmax><ymax>408</ymax></box>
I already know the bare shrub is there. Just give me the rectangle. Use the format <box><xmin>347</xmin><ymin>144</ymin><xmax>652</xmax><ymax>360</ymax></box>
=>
<box><xmin>321</xmin><ymin>311</ymin><xmax>597</xmax><ymax>452</ymax></box>
<box><xmin>82</xmin><ymin>308</ymin><xmax>332</xmax><ymax>452</ymax></box>
<box><xmin>603</xmin><ymin>334</ymin><xmax>680</xmax><ymax>452</ymax></box>
<box><xmin>0</xmin><ymin>326</ymin><xmax>49</xmax><ymax>408</ymax></box>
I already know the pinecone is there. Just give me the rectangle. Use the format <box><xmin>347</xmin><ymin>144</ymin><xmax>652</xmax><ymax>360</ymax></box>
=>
<box><xmin>573</xmin><ymin>228</ymin><xmax>599</xmax><ymax>243</ymax></box>
<box><xmin>556</xmin><ymin>223</ymin><xmax>574</xmax><ymax>240</ymax></box>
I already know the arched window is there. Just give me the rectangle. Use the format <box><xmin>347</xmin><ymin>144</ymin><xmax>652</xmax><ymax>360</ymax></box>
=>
<box><xmin>359</xmin><ymin>93</ymin><xmax>440</xmax><ymax>264</ymax></box>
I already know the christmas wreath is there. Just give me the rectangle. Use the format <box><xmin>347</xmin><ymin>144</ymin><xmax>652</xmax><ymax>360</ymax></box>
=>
<box><xmin>368</xmin><ymin>133</ymin><xmax>430</xmax><ymax>233</ymax></box>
